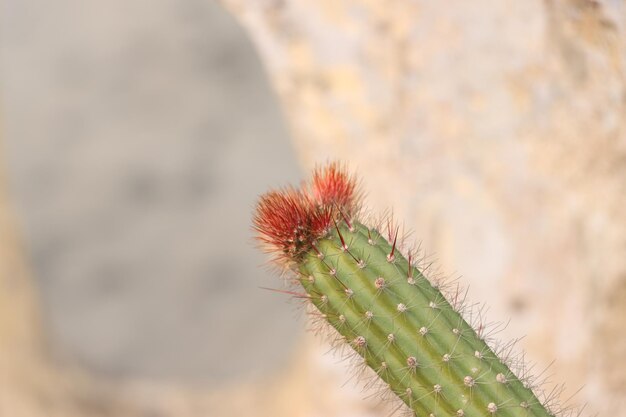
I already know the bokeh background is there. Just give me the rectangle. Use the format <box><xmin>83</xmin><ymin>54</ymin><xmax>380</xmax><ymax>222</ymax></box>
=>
<box><xmin>1</xmin><ymin>0</ymin><xmax>625</xmax><ymax>416</ymax></box>
<box><xmin>2</xmin><ymin>0</ymin><xmax>302</xmax><ymax>384</ymax></box>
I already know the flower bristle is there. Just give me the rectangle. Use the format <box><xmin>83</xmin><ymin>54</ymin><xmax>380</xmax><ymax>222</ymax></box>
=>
<box><xmin>253</xmin><ymin>162</ymin><xmax>359</xmax><ymax>264</ymax></box>
<box><xmin>311</xmin><ymin>162</ymin><xmax>357</xmax><ymax>214</ymax></box>
<box><xmin>253</xmin><ymin>188</ymin><xmax>312</xmax><ymax>262</ymax></box>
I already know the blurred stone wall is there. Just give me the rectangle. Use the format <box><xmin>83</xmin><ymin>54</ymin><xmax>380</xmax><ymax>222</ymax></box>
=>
<box><xmin>0</xmin><ymin>0</ymin><xmax>312</xmax><ymax>416</ymax></box>
<box><xmin>222</xmin><ymin>0</ymin><xmax>626</xmax><ymax>415</ymax></box>
<box><xmin>1</xmin><ymin>0</ymin><xmax>303</xmax><ymax>383</ymax></box>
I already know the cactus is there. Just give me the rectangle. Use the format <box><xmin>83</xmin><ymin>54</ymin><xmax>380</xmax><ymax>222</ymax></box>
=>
<box><xmin>253</xmin><ymin>163</ymin><xmax>574</xmax><ymax>417</ymax></box>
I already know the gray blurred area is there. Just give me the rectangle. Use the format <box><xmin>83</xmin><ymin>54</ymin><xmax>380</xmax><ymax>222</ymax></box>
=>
<box><xmin>0</xmin><ymin>0</ymin><xmax>302</xmax><ymax>384</ymax></box>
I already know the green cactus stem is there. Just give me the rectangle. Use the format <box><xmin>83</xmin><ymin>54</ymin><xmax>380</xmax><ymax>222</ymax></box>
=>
<box><xmin>253</xmin><ymin>162</ymin><xmax>568</xmax><ymax>417</ymax></box>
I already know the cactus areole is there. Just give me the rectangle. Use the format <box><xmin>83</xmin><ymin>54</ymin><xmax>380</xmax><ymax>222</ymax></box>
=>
<box><xmin>253</xmin><ymin>163</ymin><xmax>563</xmax><ymax>417</ymax></box>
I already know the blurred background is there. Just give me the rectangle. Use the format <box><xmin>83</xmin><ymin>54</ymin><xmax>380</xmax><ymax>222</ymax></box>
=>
<box><xmin>1</xmin><ymin>0</ymin><xmax>302</xmax><ymax>384</ymax></box>
<box><xmin>1</xmin><ymin>0</ymin><xmax>625</xmax><ymax>416</ymax></box>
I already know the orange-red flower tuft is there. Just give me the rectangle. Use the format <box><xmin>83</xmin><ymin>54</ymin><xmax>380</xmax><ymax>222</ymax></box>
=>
<box><xmin>253</xmin><ymin>188</ymin><xmax>332</xmax><ymax>262</ymax></box>
<box><xmin>253</xmin><ymin>162</ymin><xmax>359</xmax><ymax>263</ymax></box>
<box><xmin>253</xmin><ymin>188</ymin><xmax>309</xmax><ymax>259</ymax></box>
<box><xmin>311</xmin><ymin>162</ymin><xmax>357</xmax><ymax>213</ymax></box>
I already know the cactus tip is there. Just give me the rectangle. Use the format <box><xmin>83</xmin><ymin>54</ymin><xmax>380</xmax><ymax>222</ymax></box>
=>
<box><xmin>253</xmin><ymin>162</ymin><xmax>359</xmax><ymax>264</ymax></box>
<box><xmin>253</xmin><ymin>162</ymin><xmax>584</xmax><ymax>417</ymax></box>
<box><xmin>311</xmin><ymin>161</ymin><xmax>358</xmax><ymax>213</ymax></box>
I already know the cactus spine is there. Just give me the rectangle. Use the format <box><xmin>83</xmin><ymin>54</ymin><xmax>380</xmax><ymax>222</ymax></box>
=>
<box><xmin>254</xmin><ymin>163</ymin><xmax>562</xmax><ymax>416</ymax></box>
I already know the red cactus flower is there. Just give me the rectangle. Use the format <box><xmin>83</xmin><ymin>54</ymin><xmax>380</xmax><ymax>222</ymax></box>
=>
<box><xmin>310</xmin><ymin>162</ymin><xmax>357</xmax><ymax>213</ymax></box>
<box><xmin>253</xmin><ymin>188</ymin><xmax>310</xmax><ymax>258</ymax></box>
<box><xmin>253</xmin><ymin>162</ymin><xmax>359</xmax><ymax>263</ymax></box>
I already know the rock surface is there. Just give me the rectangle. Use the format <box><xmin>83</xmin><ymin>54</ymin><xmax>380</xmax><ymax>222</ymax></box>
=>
<box><xmin>222</xmin><ymin>0</ymin><xmax>626</xmax><ymax>415</ymax></box>
<box><xmin>1</xmin><ymin>0</ymin><xmax>301</xmax><ymax>383</ymax></box>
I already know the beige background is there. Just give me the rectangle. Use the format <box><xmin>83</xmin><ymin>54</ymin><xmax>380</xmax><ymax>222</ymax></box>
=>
<box><xmin>222</xmin><ymin>0</ymin><xmax>626</xmax><ymax>414</ymax></box>
<box><xmin>1</xmin><ymin>0</ymin><xmax>302</xmax><ymax>383</ymax></box>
